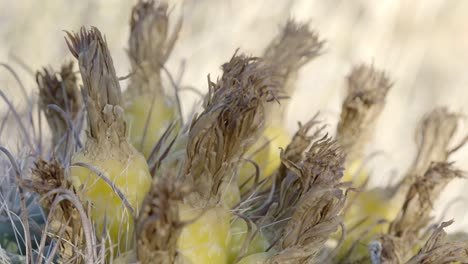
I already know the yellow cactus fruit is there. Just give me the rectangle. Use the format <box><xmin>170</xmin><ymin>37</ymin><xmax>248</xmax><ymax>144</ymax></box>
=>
<box><xmin>66</xmin><ymin>27</ymin><xmax>152</xmax><ymax>253</ymax></box>
<box><xmin>125</xmin><ymin>1</ymin><xmax>182</xmax><ymax>158</ymax></box>
<box><xmin>125</xmin><ymin>95</ymin><xmax>177</xmax><ymax>158</ymax></box>
<box><xmin>177</xmin><ymin>204</ymin><xmax>232</xmax><ymax>264</ymax></box>
<box><xmin>228</xmin><ymin>217</ymin><xmax>270</xmax><ymax>263</ymax></box>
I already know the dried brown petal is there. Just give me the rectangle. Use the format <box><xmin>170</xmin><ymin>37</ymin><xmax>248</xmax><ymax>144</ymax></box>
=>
<box><xmin>23</xmin><ymin>157</ymin><xmax>89</xmax><ymax>263</ymax></box>
<box><xmin>127</xmin><ymin>0</ymin><xmax>182</xmax><ymax>98</ymax></box>
<box><xmin>65</xmin><ymin>27</ymin><xmax>130</xmax><ymax>156</ymax></box>
<box><xmin>258</xmin><ymin>134</ymin><xmax>345</xmax><ymax>259</ymax></box>
<box><xmin>398</xmin><ymin>108</ymin><xmax>461</xmax><ymax>188</ymax></box>
<box><xmin>182</xmin><ymin>53</ymin><xmax>278</xmax><ymax>204</ymax></box>
<box><xmin>36</xmin><ymin>62</ymin><xmax>81</xmax><ymax>146</ymax></box>
<box><xmin>336</xmin><ymin>64</ymin><xmax>392</xmax><ymax>163</ymax></box>
<box><xmin>405</xmin><ymin>221</ymin><xmax>468</xmax><ymax>264</ymax></box>
<box><xmin>390</xmin><ymin>162</ymin><xmax>464</xmax><ymax>238</ymax></box>
<box><xmin>268</xmin><ymin>187</ymin><xmax>345</xmax><ymax>264</ymax></box>
<box><xmin>263</xmin><ymin>20</ymin><xmax>324</xmax><ymax>126</ymax></box>
<box><xmin>379</xmin><ymin>163</ymin><xmax>464</xmax><ymax>263</ymax></box>
<box><xmin>136</xmin><ymin>177</ymin><xmax>189</xmax><ymax>264</ymax></box>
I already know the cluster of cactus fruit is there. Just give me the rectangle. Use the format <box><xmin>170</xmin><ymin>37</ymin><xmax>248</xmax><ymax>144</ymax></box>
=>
<box><xmin>0</xmin><ymin>0</ymin><xmax>468</xmax><ymax>263</ymax></box>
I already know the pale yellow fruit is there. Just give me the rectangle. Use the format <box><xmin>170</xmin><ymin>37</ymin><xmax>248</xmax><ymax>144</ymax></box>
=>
<box><xmin>125</xmin><ymin>95</ymin><xmax>177</xmax><ymax>158</ymax></box>
<box><xmin>71</xmin><ymin>150</ymin><xmax>152</xmax><ymax>252</ymax></box>
<box><xmin>239</xmin><ymin>126</ymin><xmax>290</xmax><ymax>192</ymax></box>
<box><xmin>228</xmin><ymin>217</ymin><xmax>270</xmax><ymax>264</ymax></box>
<box><xmin>178</xmin><ymin>204</ymin><xmax>232</xmax><ymax>264</ymax></box>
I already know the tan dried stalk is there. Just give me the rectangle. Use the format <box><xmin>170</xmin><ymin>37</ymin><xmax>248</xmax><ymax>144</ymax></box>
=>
<box><xmin>263</xmin><ymin>20</ymin><xmax>324</xmax><ymax>126</ymax></box>
<box><xmin>22</xmin><ymin>158</ymin><xmax>89</xmax><ymax>263</ymax></box>
<box><xmin>182</xmin><ymin>53</ymin><xmax>278</xmax><ymax>205</ymax></box>
<box><xmin>36</xmin><ymin>62</ymin><xmax>81</xmax><ymax>146</ymax></box>
<box><xmin>378</xmin><ymin>162</ymin><xmax>464</xmax><ymax>263</ymax></box>
<box><xmin>136</xmin><ymin>177</ymin><xmax>190</xmax><ymax>264</ymax></box>
<box><xmin>126</xmin><ymin>0</ymin><xmax>181</xmax><ymax>99</ymax></box>
<box><xmin>336</xmin><ymin>64</ymin><xmax>392</xmax><ymax>163</ymax></box>
<box><xmin>66</xmin><ymin>27</ymin><xmax>131</xmax><ymax>159</ymax></box>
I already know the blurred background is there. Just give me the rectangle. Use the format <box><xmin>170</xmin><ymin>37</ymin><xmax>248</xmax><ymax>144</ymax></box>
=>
<box><xmin>1</xmin><ymin>0</ymin><xmax>467</xmax><ymax>230</ymax></box>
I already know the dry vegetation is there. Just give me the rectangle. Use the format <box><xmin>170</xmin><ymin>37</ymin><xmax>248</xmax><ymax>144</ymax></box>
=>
<box><xmin>0</xmin><ymin>0</ymin><xmax>467</xmax><ymax>263</ymax></box>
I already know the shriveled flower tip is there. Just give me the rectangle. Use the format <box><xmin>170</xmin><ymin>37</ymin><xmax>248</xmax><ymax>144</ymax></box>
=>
<box><xmin>262</xmin><ymin>20</ymin><xmax>324</xmax><ymax>126</ymax></box>
<box><xmin>183</xmin><ymin>53</ymin><xmax>279</xmax><ymax>202</ymax></box>
<box><xmin>406</xmin><ymin>221</ymin><xmax>468</xmax><ymax>264</ymax></box>
<box><xmin>36</xmin><ymin>62</ymin><xmax>81</xmax><ymax>146</ymax></box>
<box><xmin>205</xmin><ymin>53</ymin><xmax>279</xmax><ymax>109</ymax></box>
<box><xmin>264</xmin><ymin>19</ymin><xmax>324</xmax><ymax>85</ymax></box>
<box><xmin>396</xmin><ymin>107</ymin><xmax>463</xmax><ymax>197</ymax></box>
<box><xmin>282</xmin><ymin>135</ymin><xmax>345</xmax><ymax>192</ymax></box>
<box><xmin>259</xmin><ymin>134</ymin><xmax>345</xmax><ymax>259</ymax></box>
<box><xmin>65</xmin><ymin>27</ymin><xmax>121</xmax><ymax>107</ymax></box>
<box><xmin>337</xmin><ymin>64</ymin><xmax>392</xmax><ymax>162</ymax></box>
<box><xmin>65</xmin><ymin>27</ymin><xmax>127</xmax><ymax>146</ymax></box>
<box><xmin>36</xmin><ymin>61</ymin><xmax>80</xmax><ymax>114</ymax></box>
<box><xmin>136</xmin><ymin>178</ymin><xmax>190</xmax><ymax>264</ymax></box>
<box><xmin>275</xmin><ymin>114</ymin><xmax>324</xmax><ymax>183</ymax></box>
<box><xmin>29</xmin><ymin>157</ymin><xmax>69</xmax><ymax>194</ymax></box>
<box><xmin>24</xmin><ymin>157</ymin><xmax>88</xmax><ymax>262</ymax></box>
<box><xmin>410</xmin><ymin>107</ymin><xmax>461</xmax><ymax>176</ymax></box>
<box><xmin>129</xmin><ymin>0</ymin><xmax>176</xmax><ymax>66</ymax></box>
<box><xmin>269</xmin><ymin>187</ymin><xmax>345</xmax><ymax>264</ymax></box>
<box><xmin>126</xmin><ymin>0</ymin><xmax>181</xmax><ymax>98</ymax></box>
<box><xmin>389</xmin><ymin>162</ymin><xmax>464</xmax><ymax>238</ymax></box>
<box><xmin>379</xmin><ymin>162</ymin><xmax>465</xmax><ymax>263</ymax></box>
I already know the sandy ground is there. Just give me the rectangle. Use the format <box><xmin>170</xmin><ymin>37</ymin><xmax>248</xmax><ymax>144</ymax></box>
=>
<box><xmin>1</xmin><ymin>0</ymin><xmax>467</xmax><ymax>230</ymax></box>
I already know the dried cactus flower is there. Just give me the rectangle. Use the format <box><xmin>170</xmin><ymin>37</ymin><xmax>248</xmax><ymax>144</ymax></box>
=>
<box><xmin>183</xmin><ymin>53</ymin><xmax>278</xmax><ymax>206</ymax></box>
<box><xmin>405</xmin><ymin>221</ymin><xmax>468</xmax><ymax>264</ymax></box>
<box><xmin>339</xmin><ymin>107</ymin><xmax>464</xmax><ymax>262</ymax></box>
<box><xmin>22</xmin><ymin>157</ymin><xmax>89</xmax><ymax>263</ymax></box>
<box><xmin>396</xmin><ymin>107</ymin><xmax>461</xmax><ymax>191</ymax></box>
<box><xmin>36</xmin><ymin>62</ymin><xmax>81</xmax><ymax>148</ymax></box>
<box><xmin>337</xmin><ymin>64</ymin><xmax>392</xmax><ymax>185</ymax></box>
<box><xmin>260</xmin><ymin>135</ymin><xmax>345</xmax><ymax>263</ymax></box>
<box><xmin>263</xmin><ymin>19</ymin><xmax>324</xmax><ymax>126</ymax></box>
<box><xmin>125</xmin><ymin>0</ymin><xmax>182</xmax><ymax>158</ymax></box>
<box><xmin>378</xmin><ymin>162</ymin><xmax>464</xmax><ymax>263</ymax></box>
<box><xmin>135</xmin><ymin>177</ymin><xmax>189</xmax><ymax>264</ymax></box>
<box><xmin>65</xmin><ymin>27</ymin><xmax>152</xmax><ymax>254</ymax></box>
<box><xmin>239</xmin><ymin>20</ymin><xmax>324</xmax><ymax>194</ymax></box>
